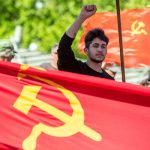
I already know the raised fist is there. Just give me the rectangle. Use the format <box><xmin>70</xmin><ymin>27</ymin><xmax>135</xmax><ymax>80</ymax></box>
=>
<box><xmin>85</xmin><ymin>5</ymin><xmax>95</xmax><ymax>12</ymax></box>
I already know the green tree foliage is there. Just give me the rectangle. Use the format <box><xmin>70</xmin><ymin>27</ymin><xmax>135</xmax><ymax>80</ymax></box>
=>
<box><xmin>0</xmin><ymin>0</ymin><xmax>149</xmax><ymax>58</ymax></box>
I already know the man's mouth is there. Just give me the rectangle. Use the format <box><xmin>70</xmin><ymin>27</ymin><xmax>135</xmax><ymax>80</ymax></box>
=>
<box><xmin>96</xmin><ymin>54</ymin><xmax>103</xmax><ymax>57</ymax></box>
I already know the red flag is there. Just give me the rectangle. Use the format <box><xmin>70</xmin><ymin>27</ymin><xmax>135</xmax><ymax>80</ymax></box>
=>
<box><xmin>0</xmin><ymin>61</ymin><xmax>150</xmax><ymax>150</ymax></box>
<box><xmin>79</xmin><ymin>7</ymin><xmax>150</xmax><ymax>67</ymax></box>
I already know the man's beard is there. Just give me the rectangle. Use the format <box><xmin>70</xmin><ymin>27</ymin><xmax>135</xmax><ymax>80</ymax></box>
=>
<box><xmin>89</xmin><ymin>56</ymin><xmax>105</xmax><ymax>63</ymax></box>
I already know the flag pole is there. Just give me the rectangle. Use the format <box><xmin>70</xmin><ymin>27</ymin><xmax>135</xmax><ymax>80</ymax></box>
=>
<box><xmin>116</xmin><ymin>0</ymin><xmax>126</xmax><ymax>82</ymax></box>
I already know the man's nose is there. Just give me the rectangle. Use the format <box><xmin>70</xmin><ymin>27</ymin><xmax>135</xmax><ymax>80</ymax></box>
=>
<box><xmin>97</xmin><ymin>47</ymin><xmax>103</xmax><ymax>52</ymax></box>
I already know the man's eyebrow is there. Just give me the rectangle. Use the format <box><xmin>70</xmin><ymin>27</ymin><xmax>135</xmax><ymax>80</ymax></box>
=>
<box><xmin>92</xmin><ymin>42</ymin><xmax>106</xmax><ymax>45</ymax></box>
<box><xmin>101</xmin><ymin>43</ymin><xmax>106</xmax><ymax>46</ymax></box>
<box><xmin>92</xmin><ymin>42</ymin><xmax>99</xmax><ymax>45</ymax></box>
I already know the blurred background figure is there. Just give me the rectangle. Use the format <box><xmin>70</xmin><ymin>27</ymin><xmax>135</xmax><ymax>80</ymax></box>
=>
<box><xmin>0</xmin><ymin>40</ymin><xmax>16</xmax><ymax>62</ymax></box>
<box><xmin>140</xmin><ymin>71</ymin><xmax>150</xmax><ymax>87</ymax></box>
<box><xmin>40</xmin><ymin>43</ymin><xmax>58</xmax><ymax>70</ymax></box>
<box><xmin>102</xmin><ymin>62</ymin><xmax>117</xmax><ymax>78</ymax></box>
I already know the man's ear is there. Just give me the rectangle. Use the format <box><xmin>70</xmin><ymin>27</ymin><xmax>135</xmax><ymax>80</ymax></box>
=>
<box><xmin>84</xmin><ymin>47</ymin><xmax>88</xmax><ymax>54</ymax></box>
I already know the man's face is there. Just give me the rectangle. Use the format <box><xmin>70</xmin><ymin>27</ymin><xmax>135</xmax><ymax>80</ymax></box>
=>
<box><xmin>86</xmin><ymin>37</ymin><xmax>107</xmax><ymax>63</ymax></box>
<box><xmin>0</xmin><ymin>49</ymin><xmax>15</xmax><ymax>62</ymax></box>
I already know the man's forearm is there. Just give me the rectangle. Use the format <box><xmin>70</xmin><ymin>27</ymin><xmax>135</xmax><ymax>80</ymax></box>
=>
<box><xmin>66</xmin><ymin>16</ymin><xmax>85</xmax><ymax>38</ymax></box>
<box><xmin>66</xmin><ymin>5</ymin><xmax>96</xmax><ymax>39</ymax></box>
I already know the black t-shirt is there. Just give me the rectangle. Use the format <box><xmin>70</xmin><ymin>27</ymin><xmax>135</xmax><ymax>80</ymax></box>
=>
<box><xmin>57</xmin><ymin>33</ymin><xmax>114</xmax><ymax>80</ymax></box>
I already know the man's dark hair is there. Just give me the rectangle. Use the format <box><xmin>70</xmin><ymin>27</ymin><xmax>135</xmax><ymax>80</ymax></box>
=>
<box><xmin>84</xmin><ymin>28</ymin><xmax>109</xmax><ymax>48</ymax></box>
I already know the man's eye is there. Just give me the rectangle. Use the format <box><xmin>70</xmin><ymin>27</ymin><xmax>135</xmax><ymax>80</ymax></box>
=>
<box><xmin>101</xmin><ymin>45</ymin><xmax>106</xmax><ymax>49</ymax></box>
<box><xmin>93</xmin><ymin>45</ymin><xmax>99</xmax><ymax>47</ymax></box>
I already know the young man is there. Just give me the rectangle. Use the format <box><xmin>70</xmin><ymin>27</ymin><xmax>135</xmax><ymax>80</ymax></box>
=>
<box><xmin>0</xmin><ymin>40</ymin><xmax>16</xmax><ymax>62</ymax></box>
<box><xmin>57</xmin><ymin>5</ymin><xmax>114</xmax><ymax>80</ymax></box>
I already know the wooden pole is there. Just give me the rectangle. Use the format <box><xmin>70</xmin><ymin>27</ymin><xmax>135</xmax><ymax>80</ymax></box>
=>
<box><xmin>116</xmin><ymin>0</ymin><xmax>126</xmax><ymax>82</ymax></box>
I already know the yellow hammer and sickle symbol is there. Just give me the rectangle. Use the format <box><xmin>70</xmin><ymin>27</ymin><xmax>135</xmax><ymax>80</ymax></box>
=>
<box><xmin>131</xmin><ymin>20</ymin><xmax>147</xmax><ymax>36</ymax></box>
<box><xmin>13</xmin><ymin>64</ymin><xmax>102</xmax><ymax>150</ymax></box>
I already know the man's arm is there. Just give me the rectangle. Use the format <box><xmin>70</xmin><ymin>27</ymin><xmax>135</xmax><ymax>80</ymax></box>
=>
<box><xmin>57</xmin><ymin>5</ymin><xmax>97</xmax><ymax>72</ymax></box>
<box><xmin>66</xmin><ymin>5</ymin><xmax>97</xmax><ymax>38</ymax></box>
